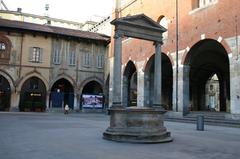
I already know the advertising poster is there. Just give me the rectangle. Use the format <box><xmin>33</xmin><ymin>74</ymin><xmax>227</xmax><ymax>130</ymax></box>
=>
<box><xmin>82</xmin><ymin>94</ymin><xmax>103</xmax><ymax>109</ymax></box>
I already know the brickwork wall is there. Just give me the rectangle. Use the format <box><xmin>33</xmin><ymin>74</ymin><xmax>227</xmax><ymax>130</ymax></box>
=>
<box><xmin>111</xmin><ymin>0</ymin><xmax>240</xmax><ymax>65</ymax></box>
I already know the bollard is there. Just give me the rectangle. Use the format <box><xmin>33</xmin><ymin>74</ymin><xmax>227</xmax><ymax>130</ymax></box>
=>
<box><xmin>196</xmin><ymin>115</ymin><xmax>204</xmax><ymax>131</ymax></box>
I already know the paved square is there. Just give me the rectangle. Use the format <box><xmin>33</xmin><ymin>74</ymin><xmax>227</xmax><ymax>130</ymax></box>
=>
<box><xmin>0</xmin><ymin>112</ymin><xmax>240</xmax><ymax>159</ymax></box>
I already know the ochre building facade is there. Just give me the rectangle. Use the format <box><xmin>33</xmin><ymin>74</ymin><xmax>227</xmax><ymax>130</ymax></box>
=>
<box><xmin>0</xmin><ymin>18</ymin><xmax>110</xmax><ymax>112</ymax></box>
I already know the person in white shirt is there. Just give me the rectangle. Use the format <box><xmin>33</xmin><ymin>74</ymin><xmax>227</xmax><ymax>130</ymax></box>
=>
<box><xmin>64</xmin><ymin>104</ymin><xmax>69</xmax><ymax>114</ymax></box>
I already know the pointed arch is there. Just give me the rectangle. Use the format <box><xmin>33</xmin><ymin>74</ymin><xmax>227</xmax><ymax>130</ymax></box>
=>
<box><xmin>0</xmin><ymin>72</ymin><xmax>12</xmax><ymax>111</ymax></box>
<box><xmin>80</xmin><ymin>78</ymin><xmax>104</xmax><ymax>109</ymax></box>
<box><xmin>19</xmin><ymin>76</ymin><xmax>47</xmax><ymax>112</ymax></box>
<box><xmin>183</xmin><ymin>39</ymin><xmax>230</xmax><ymax>112</ymax></box>
<box><xmin>144</xmin><ymin>53</ymin><xmax>173</xmax><ymax>109</ymax></box>
<box><xmin>123</xmin><ymin>60</ymin><xmax>137</xmax><ymax>107</ymax></box>
<box><xmin>49</xmin><ymin>73</ymin><xmax>76</xmax><ymax>91</ymax></box>
<box><xmin>0</xmin><ymin>70</ymin><xmax>15</xmax><ymax>92</ymax></box>
<box><xmin>182</xmin><ymin>38</ymin><xmax>231</xmax><ymax>64</ymax></box>
<box><xmin>50</xmin><ymin>78</ymin><xmax>75</xmax><ymax>109</ymax></box>
<box><xmin>143</xmin><ymin>52</ymin><xmax>173</xmax><ymax>71</ymax></box>
<box><xmin>79</xmin><ymin>77</ymin><xmax>104</xmax><ymax>94</ymax></box>
<box><xmin>17</xmin><ymin>72</ymin><xmax>49</xmax><ymax>92</ymax></box>
<box><xmin>0</xmin><ymin>34</ymin><xmax>12</xmax><ymax>62</ymax></box>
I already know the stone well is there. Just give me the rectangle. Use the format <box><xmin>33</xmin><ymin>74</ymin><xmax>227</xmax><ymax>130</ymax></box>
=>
<box><xmin>103</xmin><ymin>106</ymin><xmax>173</xmax><ymax>143</ymax></box>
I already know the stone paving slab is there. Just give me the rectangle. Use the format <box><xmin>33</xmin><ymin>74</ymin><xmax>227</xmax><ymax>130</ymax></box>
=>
<box><xmin>0</xmin><ymin>112</ymin><xmax>240</xmax><ymax>159</ymax></box>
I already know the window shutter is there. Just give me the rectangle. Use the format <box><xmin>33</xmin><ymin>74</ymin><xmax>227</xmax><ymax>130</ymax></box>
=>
<box><xmin>96</xmin><ymin>55</ymin><xmax>98</xmax><ymax>68</ymax></box>
<box><xmin>68</xmin><ymin>51</ymin><xmax>70</xmax><ymax>65</ymax></box>
<box><xmin>57</xmin><ymin>48</ymin><xmax>60</xmax><ymax>64</ymax></box>
<box><xmin>101</xmin><ymin>54</ymin><xmax>104</xmax><ymax>68</ymax></box>
<box><xmin>29</xmin><ymin>47</ymin><xmax>33</xmax><ymax>62</ymax></box>
<box><xmin>40</xmin><ymin>48</ymin><xmax>43</xmax><ymax>62</ymax></box>
<box><xmin>72</xmin><ymin>52</ymin><xmax>75</xmax><ymax>65</ymax></box>
<box><xmin>88</xmin><ymin>53</ymin><xmax>92</xmax><ymax>67</ymax></box>
<box><xmin>97</xmin><ymin>55</ymin><xmax>100</xmax><ymax>68</ymax></box>
<box><xmin>81</xmin><ymin>53</ymin><xmax>84</xmax><ymax>66</ymax></box>
<box><xmin>53</xmin><ymin>49</ymin><xmax>56</xmax><ymax>63</ymax></box>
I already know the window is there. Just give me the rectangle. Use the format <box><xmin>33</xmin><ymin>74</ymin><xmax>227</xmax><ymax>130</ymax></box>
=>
<box><xmin>159</xmin><ymin>16</ymin><xmax>168</xmax><ymax>41</ymax></box>
<box><xmin>83</xmin><ymin>52</ymin><xmax>91</xmax><ymax>67</ymax></box>
<box><xmin>29</xmin><ymin>47</ymin><xmax>43</xmax><ymax>63</ymax></box>
<box><xmin>121</xmin><ymin>0</ymin><xmax>127</xmax><ymax>6</ymax></box>
<box><xmin>199</xmin><ymin>0</ymin><xmax>215</xmax><ymax>8</ymax></box>
<box><xmin>0</xmin><ymin>42</ymin><xmax>6</xmax><ymax>50</ymax></box>
<box><xmin>68</xmin><ymin>51</ymin><xmax>76</xmax><ymax>66</ymax></box>
<box><xmin>192</xmin><ymin>0</ymin><xmax>217</xmax><ymax>10</ymax></box>
<box><xmin>0</xmin><ymin>42</ymin><xmax>6</xmax><ymax>59</ymax></box>
<box><xmin>121</xmin><ymin>0</ymin><xmax>130</xmax><ymax>7</ymax></box>
<box><xmin>96</xmin><ymin>54</ymin><xmax>104</xmax><ymax>68</ymax></box>
<box><xmin>53</xmin><ymin>47</ymin><xmax>61</xmax><ymax>64</ymax></box>
<box><xmin>0</xmin><ymin>36</ymin><xmax>11</xmax><ymax>62</ymax></box>
<box><xmin>210</xmin><ymin>85</ymin><xmax>214</xmax><ymax>91</ymax></box>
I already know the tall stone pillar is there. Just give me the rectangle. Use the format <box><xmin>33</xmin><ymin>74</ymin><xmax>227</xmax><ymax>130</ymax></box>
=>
<box><xmin>172</xmin><ymin>67</ymin><xmax>177</xmax><ymax>112</ymax></box>
<box><xmin>112</xmin><ymin>32</ymin><xmax>122</xmax><ymax>106</ymax></box>
<box><xmin>10</xmin><ymin>91</ymin><xmax>19</xmax><ymax>111</ymax></box>
<box><xmin>153</xmin><ymin>42</ymin><xmax>162</xmax><ymax>107</ymax></box>
<box><xmin>226</xmin><ymin>37</ymin><xmax>240</xmax><ymax>118</ymax></box>
<box><xmin>46</xmin><ymin>92</ymin><xmax>50</xmax><ymax>111</ymax></box>
<box><xmin>182</xmin><ymin>65</ymin><xmax>190</xmax><ymax>115</ymax></box>
<box><xmin>122</xmin><ymin>76</ymin><xmax>128</xmax><ymax>106</ymax></box>
<box><xmin>73</xmin><ymin>93</ymin><xmax>78</xmax><ymax>111</ymax></box>
<box><xmin>108</xmin><ymin>57</ymin><xmax>114</xmax><ymax>107</ymax></box>
<box><xmin>137</xmin><ymin>69</ymin><xmax>145</xmax><ymax>107</ymax></box>
<box><xmin>173</xmin><ymin>65</ymin><xmax>190</xmax><ymax>116</ymax></box>
<box><xmin>230</xmin><ymin>51</ymin><xmax>240</xmax><ymax>115</ymax></box>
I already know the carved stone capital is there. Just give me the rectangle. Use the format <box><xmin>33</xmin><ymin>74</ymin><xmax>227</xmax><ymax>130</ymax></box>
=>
<box><xmin>153</xmin><ymin>41</ymin><xmax>163</xmax><ymax>46</ymax></box>
<box><xmin>114</xmin><ymin>32</ymin><xmax>123</xmax><ymax>39</ymax></box>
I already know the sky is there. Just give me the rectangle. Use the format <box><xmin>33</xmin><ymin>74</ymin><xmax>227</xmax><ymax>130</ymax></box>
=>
<box><xmin>3</xmin><ymin>0</ymin><xmax>115</xmax><ymax>22</ymax></box>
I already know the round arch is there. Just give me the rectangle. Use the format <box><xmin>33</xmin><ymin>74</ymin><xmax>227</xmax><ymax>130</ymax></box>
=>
<box><xmin>157</xmin><ymin>15</ymin><xmax>168</xmax><ymax>42</ymax></box>
<box><xmin>183</xmin><ymin>39</ymin><xmax>230</xmax><ymax>112</ymax></box>
<box><xmin>19</xmin><ymin>76</ymin><xmax>47</xmax><ymax>112</ymax></box>
<box><xmin>144</xmin><ymin>53</ymin><xmax>173</xmax><ymax>109</ymax></box>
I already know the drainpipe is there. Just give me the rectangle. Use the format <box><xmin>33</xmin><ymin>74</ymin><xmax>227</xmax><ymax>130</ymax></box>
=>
<box><xmin>176</xmin><ymin>0</ymin><xmax>179</xmax><ymax>112</ymax></box>
<box><xmin>19</xmin><ymin>33</ymin><xmax>23</xmax><ymax>79</ymax></box>
<box><xmin>115</xmin><ymin>0</ymin><xmax>121</xmax><ymax>18</ymax></box>
<box><xmin>235</xmin><ymin>15</ymin><xmax>239</xmax><ymax>60</ymax></box>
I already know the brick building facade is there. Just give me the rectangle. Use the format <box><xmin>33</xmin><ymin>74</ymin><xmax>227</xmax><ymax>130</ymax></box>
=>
<box><xmin>107</xmin><ymin>0</ymin><xmax>240</xmax><ymax>118</ymax></box>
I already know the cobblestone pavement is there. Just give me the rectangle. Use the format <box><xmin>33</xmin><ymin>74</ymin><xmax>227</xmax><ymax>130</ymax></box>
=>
<box><xmin>0</xmin><ymin>112</ymin><xmax>240</xmax><ymax>159</ymax></box>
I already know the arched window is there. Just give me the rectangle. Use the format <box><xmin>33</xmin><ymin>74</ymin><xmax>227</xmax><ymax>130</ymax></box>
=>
<box><xmin>192</xmin><ymin>0</ymin><xmax>217</xmax><ymax>10</ymax></box>
<box><xmin>158</xmin><ymin>16</ymin><xmax>168</xmax><ymax>42</ymax></box>
<box><xmin>0</xmin><ymin>42</ymin><xmax>6</xmax><ymax>50</ymax></box>
<box><xmin>0</xmin><ymin>36</ymin><xmax>11</xmax><ymax>63</ymax></box>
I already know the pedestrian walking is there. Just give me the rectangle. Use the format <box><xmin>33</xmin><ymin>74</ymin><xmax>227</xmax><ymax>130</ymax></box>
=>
<box><xmin>64</xmin><ymin>104</ymin><xmax>69</xmax><ymax>114</ymax></box>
